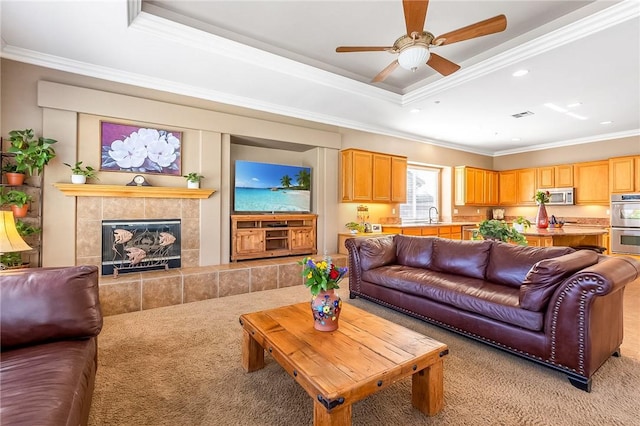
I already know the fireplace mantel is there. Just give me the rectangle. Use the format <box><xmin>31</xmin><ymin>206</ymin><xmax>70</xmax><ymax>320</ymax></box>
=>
<box><xmin>54</xmin><ymin>183</ymin><xmax>216</xmax><ymax>199</ymax></box>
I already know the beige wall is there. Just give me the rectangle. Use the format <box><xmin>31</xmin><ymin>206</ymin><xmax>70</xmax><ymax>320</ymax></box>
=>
<box><xmin>2</xmin><ymin>59</ymin><xmax>638</xmax><ymax>266</ymax></box>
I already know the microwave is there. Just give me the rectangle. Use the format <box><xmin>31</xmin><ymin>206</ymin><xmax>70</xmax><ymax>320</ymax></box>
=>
<box><xmin>540</xmin><ymin>188</ymin><xmax>575</xmax><ymax>205</ymax></box>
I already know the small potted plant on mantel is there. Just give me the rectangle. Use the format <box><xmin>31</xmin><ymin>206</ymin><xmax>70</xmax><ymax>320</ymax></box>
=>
<box><xmin>183</xmin><ymin>172</ymin><xmax>204</xmax><ymax>189</ymax></box>
<box><xmin>64</xmin><ymin>161</ymin><xmax>98</xmax><ymax>184</ymax></box>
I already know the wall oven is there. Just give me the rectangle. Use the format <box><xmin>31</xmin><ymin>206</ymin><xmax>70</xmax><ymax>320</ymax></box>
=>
<box><xmin>610</xmin><ymin>193</ymin><xmax>640</xmax><ymax>255</ymax></box>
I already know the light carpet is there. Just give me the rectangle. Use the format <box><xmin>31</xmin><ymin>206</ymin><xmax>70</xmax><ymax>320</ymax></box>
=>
<box><xmin>89</xmin><ymin>284</ymin><xmax>640</xmax><ymax>425</ymax></box>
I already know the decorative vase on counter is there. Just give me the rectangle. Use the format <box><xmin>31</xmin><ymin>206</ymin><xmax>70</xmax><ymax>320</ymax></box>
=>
<box><xmin>536</xmin><ymin>203</ymin><xmax>549</xmax><ymax>229</ymax></box>
<box><xmin>310</xmin><ymin>289</ymin><xmax>342</xmax><ymax>332</ymax></box>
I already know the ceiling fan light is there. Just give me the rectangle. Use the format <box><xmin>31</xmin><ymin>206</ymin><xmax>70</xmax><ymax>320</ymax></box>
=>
<box><xmin>398</xmin><ymin>46</ymin><xmax>430</xmax><ymax>71</ymax></box>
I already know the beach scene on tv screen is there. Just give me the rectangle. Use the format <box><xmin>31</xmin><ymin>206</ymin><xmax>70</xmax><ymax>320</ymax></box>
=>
<box><xmin>234</xmin><ymin>161</ymin><xmax>311</xmax><ymax>212</ymax></box>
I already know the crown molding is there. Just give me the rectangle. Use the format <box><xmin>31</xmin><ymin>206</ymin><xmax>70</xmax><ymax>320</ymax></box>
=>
<box><xmin>492</xmin><ymin>129</ymin><xmax>640</xmax><ymax>157</ymax></box>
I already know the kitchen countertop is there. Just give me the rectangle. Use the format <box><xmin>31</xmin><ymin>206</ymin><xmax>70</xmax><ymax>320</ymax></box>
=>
<box><xmin>520</xmin><ymin>226</ymin><xmax>608</xmax><ymax>236</ymax></box>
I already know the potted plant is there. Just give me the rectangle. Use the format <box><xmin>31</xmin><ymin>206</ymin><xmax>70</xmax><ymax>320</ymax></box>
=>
<box><xmin>473</xmin><ymin>219</ymin><xmax>527</xmax><ymax>245</ymax></box>
<box><xmin>2</xmin><ymin>189</ymin><xmax>33</xmax><ymax>218</ymax></box>
<box><xmin>183</xmin><ymin>172</ymin><xmax>204</xmax><ymax>189</ymax></box>
<box><xmin>64</xmin><ymin>161</ymin><xmax>98</xmax><ymax>184</ymax></box>
<box><xmin>345</xmin><ymin>221</ymin><xmax>365</xmax><ymax>234</ymax></box>
<box><xmin>7</xmin><ymin>128</ymin><xmax>57</xmax><ymax>176</ymax></box>
<box><xmin>299</xmin><ymin>256</ymin><xmax>348</xmax><ymax>332</ymax></box>
<box><xmin>512</xmin><ymin>216</ymin><xmax>531</xmax><ymax>233</ymax></box>
<box><xmin>2</xmin><ymin>162</ymin><xmax>26</xmax><ymax>185</ymax></box>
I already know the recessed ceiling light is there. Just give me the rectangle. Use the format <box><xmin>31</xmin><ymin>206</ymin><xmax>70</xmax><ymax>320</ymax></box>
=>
<box><xmin>567</xmin><ymin>102</ymin><xmax>582</xmax><ymax>108</ymax></box>
<box><xmin>512</xmin><ymin>69</ymin><xmax>529</xmax><ymax>77</ymax></box>
<box><xmin>566</xmin><ymin>112</ymin><xmax>588</xmax><ymax>120</ymax></box>
<box><xmin>410</xmin><ymin>108</ymin><xmax>421</xmax><ymax>113</ymax></box>
<box><xmin>600</xmin><ymin>120</ymin><xmax>613</xmax><ymax>125</ymax></box>
<box><xmin>544</xmin><ymin>103</ymin><xmax>568</xmax><ymax>113</ymax></box>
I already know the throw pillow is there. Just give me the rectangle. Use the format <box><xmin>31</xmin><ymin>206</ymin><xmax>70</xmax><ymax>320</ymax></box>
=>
<box><xmin>519</xmin><ymin>250</ymin><xmax>599</xmax><ymax>311</ymax></box>
<box><xmin>359</xmin><ymin>235</ymin><xmax>397</xmax><ymax>271</ymax></box>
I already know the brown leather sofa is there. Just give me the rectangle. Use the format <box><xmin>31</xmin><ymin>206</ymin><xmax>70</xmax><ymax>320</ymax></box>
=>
<box><xmin>345</xmin><ymin>235</ymin><xmax>640</xmax><ymax>392</ymax></box>
<box><xmin>1</xmin><ymin>266</ymin><xmax>103</xmax><ymax>425</ymax></box>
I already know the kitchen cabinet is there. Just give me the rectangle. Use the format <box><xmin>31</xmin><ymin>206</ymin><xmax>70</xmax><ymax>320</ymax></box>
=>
<box><xmin>341</xmin><ymin>149</ymin><xmax>372</xmax><ymax>202</ymax></box>
<box><xmin>498</xmin><ymin>168</ymin><xmax>536</xmax><ymax>206</ymax></box>
<box><xmin>525</xmin><ymin>236</ymin><xmax>553</xmax><ymax>247</ymax></box>
<box><xmin>516</xmin><ymin>168</ymin><xmax>537</xmax><ymax>205</ymax></box>
<box><xmin>574</xmin><ymin>160</ymin><xmax>609</xmax><ymax>205</ymax></box>
<box><xmin>537</xmin><ymin>164</ymin><xmax>573</xmax><ymax>188</ymax></box>
<box><xmin>610</xmin><ymin>155</ymin><xmax>640</xmax><ymax>193</ymax></box>
<box><xmin>454</xmin><ymin>166</ymin><xmax>497</xmax><ymax>206</ymax></box>
<box><xmin>340</xmin><ymin>149</ymin><xmax>407</xmax><ymax>203</ymax></box>
<box><xmin>381</xmin><ymin>225</ymin><xmax>462</xmax><ymax>240</ymax></box>
<box><xmin>498</xmin><ymin>170</ymin><xmax>517</xmax><ymax>205</ymax></box>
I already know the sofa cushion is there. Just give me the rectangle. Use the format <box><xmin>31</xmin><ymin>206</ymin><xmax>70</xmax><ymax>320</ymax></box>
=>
<box><xmin>519</xmin><ymin>250</ymin><xmax>600</xmax><ymax>311</ymax></box>
<box><xmin>430</xmin><ymin>238</ymin><xmax>493</xmax><ymax>280</ymax></box>
<box><xmin>0</xmin><ymin>266</ymin><xmax>102</xmax><ymax>350</ymax></box>
<box><xmin>395</xmin><ymin>234</ymin><xmax>435</xmax><ymax>268</ymax></box>
<box><xmin>362</xmin><ymin>266</ymin><xmax>544</xmax><ymax>331</ymax></box>
<box><xmin>359</xmin><ymin>235</ymin><xmax>397</xmax><ymax>271</ymax></box>
<box><xmin>486</xmin><ymin>243</ymin><xmax>576</xmax><ymax>288</ymax></box>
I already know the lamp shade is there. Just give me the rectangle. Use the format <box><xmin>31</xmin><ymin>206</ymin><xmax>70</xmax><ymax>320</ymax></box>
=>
<box><xmin>0</xmin><ymin>211</ymin><xmax>32</xmax><ymax>253</ymax></box>
<box><xmin>397</xmin><ymin>46</ymin><xmax>430</xmax><ymax>71</ymax></box>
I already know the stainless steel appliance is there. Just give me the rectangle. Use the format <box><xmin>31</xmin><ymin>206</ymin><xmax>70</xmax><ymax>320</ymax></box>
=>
<box><xmin>610</xmin><ymin>193</ymin><xmax>640</xmax><ymax>255</ymax></box>
<box><xmin>539</xmin><ymin>187</ymin><xmax>575</xmax><ymax>205</ymax></box>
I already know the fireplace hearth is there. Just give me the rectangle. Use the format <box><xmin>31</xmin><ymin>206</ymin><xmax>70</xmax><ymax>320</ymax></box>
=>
<box><xmin>101</xmin><ymin>219</ymin><xmax>181</xmax><ymax>276</ymax></box>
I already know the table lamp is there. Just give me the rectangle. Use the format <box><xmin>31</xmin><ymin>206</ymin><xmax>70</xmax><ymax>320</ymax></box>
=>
<box><xmin>0</xmin><ymin>210</ymin><xmax>32</xmax><ymax>270</ymax></box>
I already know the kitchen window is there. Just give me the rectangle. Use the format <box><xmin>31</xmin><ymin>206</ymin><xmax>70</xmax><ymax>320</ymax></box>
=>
<box><xmin>400</xmin><ymin>165</ymin><xmax>440</xmax><ymax>222</ymax></box>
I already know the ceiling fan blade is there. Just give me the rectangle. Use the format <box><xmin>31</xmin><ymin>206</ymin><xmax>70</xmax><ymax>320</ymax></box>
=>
<box><xmin>433</xmin><ymin>14</ymin><xmax>507</xmax><ymax>46</ymax></box>
<box><xmin>372</xmin><ymin>60</ymin><xmax>399</xmax><ymax>83</ymax></box>
<box><xmin>427</xmin><ymin>53</ymin><xmax>461</xmax><ymax>76</ymax></box>
<box><xmin>336</xmin><ymin>46</ymin><xmax>392</xmax><ymax>53</ymax></box>
<box><xmin>403</xmin><ymin>0</ymin><xmax>429</xmax><ymax>36</ymax></box>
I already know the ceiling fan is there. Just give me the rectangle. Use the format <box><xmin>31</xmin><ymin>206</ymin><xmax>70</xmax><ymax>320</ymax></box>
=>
<box><xmin>336</xmin><ymin>0</ymin><xmax>507</xmax><ymax>83</ymax></box>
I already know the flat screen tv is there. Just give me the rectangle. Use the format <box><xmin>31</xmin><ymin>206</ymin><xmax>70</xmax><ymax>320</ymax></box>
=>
<box><xmin>234</xmin><ymin>160</ymin><xmax>312</xmax><ymax>213</ymax></box>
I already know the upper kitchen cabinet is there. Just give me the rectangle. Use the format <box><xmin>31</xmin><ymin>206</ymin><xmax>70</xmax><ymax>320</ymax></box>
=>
<box><xmin>454</xmin><ymin>166</ymin><xmax>497</xmax><ymax>206</ymax></box>
<box><xmin>498</xmin><ymin>170</ymin><xmax>517</xmax><ymax>205</ymax></box>
<box><xmin>537</xmin><ymin>164</ymin><xmax>573</xmax><ymax>189</ymax></box>
<box><xmin>340</xmin><ymin>149</ymin><xmax>407</xmax><ymax>203</ymax></box>
<box><xmin>574</xmin><ymin>160</ymin><xmax>609</xmax><ymax>205</ymax></box>
<box><xmin>610</xmin><ymin>155</ymin><xmax>640</xmax><ymax>193</ymax></box>
<box><xmin>499</xmin><ymin>168</ymin><xmax>536</xmax><ymax>206</ymax></box>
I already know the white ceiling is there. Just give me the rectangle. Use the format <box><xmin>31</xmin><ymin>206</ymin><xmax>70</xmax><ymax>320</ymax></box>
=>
<box><xmin>1</xmin><ymin>0</ymin><xmax>639</xmax><ymax>156</ymax></box>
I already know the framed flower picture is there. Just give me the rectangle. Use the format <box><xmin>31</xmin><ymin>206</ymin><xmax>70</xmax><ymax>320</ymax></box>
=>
<box><xmin>100</xmin><ymin>121</ymin><xmax>182</xmax><ymax>175</ymax></box>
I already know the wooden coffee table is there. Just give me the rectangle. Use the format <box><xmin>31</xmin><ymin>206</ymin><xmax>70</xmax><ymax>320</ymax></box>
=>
<box><xmin>240</xmin><ymin>302</ymin><xmax>448</xmax><ymax>425</ymax></box>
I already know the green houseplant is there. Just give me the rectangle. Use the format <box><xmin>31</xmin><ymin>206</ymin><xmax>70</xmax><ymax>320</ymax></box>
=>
<box><xmin>513</xmin><ymin>216</ymin><xmax>531</xmax><ymax>232</ymax></box>
<box><xmin>2</xmin><ymin>161</ymin><xmax>26</xmax><ymax>185</ymax></box>
<box><xmin>345</xmin><ymin>221</ymin><xmax>365</xmax><ymax>233</ymax></box>
<box><xmin>64</xmin><ymin>161</ymin><xmax>98</xmax><ymax>184</ymax></box>
<box><xmin>183</xmin><ymin>172</ymin><xmax>204</xmax><ymax>188</ymax></box>
<box><xmin>2</xmin><ymin>189</ymin><xmax>33</xmax><ymax>218</ymax></box>
<box><xmin>7</xmin><ymin>128</ymin><xmax>57</xmax><ymax>176</ymax></box>
<box><xmin>473</xmin><ymin>219</ymin><xmax>527</xmax><ymax>246</ymax></box>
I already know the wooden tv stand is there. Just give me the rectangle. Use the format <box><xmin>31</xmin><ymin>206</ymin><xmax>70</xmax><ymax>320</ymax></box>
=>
<box><xmin>231</xmin><ymin>214</ymin><xmax>317</xmax><ymax>261</ymax></box>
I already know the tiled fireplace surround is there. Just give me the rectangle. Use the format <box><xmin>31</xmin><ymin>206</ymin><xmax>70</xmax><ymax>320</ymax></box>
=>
<box><xmin>76</xmin><ymin>196</ymin><xmax>346</xmax><ymax>317</ymax></box>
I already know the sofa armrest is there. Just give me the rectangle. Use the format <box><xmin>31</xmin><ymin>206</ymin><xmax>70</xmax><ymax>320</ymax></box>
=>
<box><xmin>546</xmin><ymin>255</ymin><xmax>640</xmax><ymax>377</ymax></box>
<box><xmin>345</xmin><ymin>238</ymin><xmax>364</xmax><ymax>295</ymax></box>
<box><xmin>1</xmin><ymin>265</ymin><xmax>103</xmax><ymax>350</ymax></box>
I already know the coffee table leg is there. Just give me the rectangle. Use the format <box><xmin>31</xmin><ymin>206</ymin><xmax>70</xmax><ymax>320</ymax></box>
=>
<box><xmin>411</xmin><ymin>359</ymin><xmax>444</xmax><ymax>416</ymax></box>
<box><xmin>242</xmin><ymin>329</ymin><xmax>264</xmax><ymax>372</ymax></box>
<box><xmin>313</xmin><ymin>399</ymin><xmax>351</xmax><ymax>426</ymax></box>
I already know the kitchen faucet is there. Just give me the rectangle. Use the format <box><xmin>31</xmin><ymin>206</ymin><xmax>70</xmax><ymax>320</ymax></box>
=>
<box><xmin>429</xmin><ymin>206</ymin><xmax>439</xmax><ymax>223</ymax></box>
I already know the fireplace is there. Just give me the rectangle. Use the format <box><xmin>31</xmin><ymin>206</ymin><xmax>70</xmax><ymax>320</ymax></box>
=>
<box><xmin>101</xmin><ymin>219</ymin><xmax>181</xmax><ymax>276</ymax></box>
